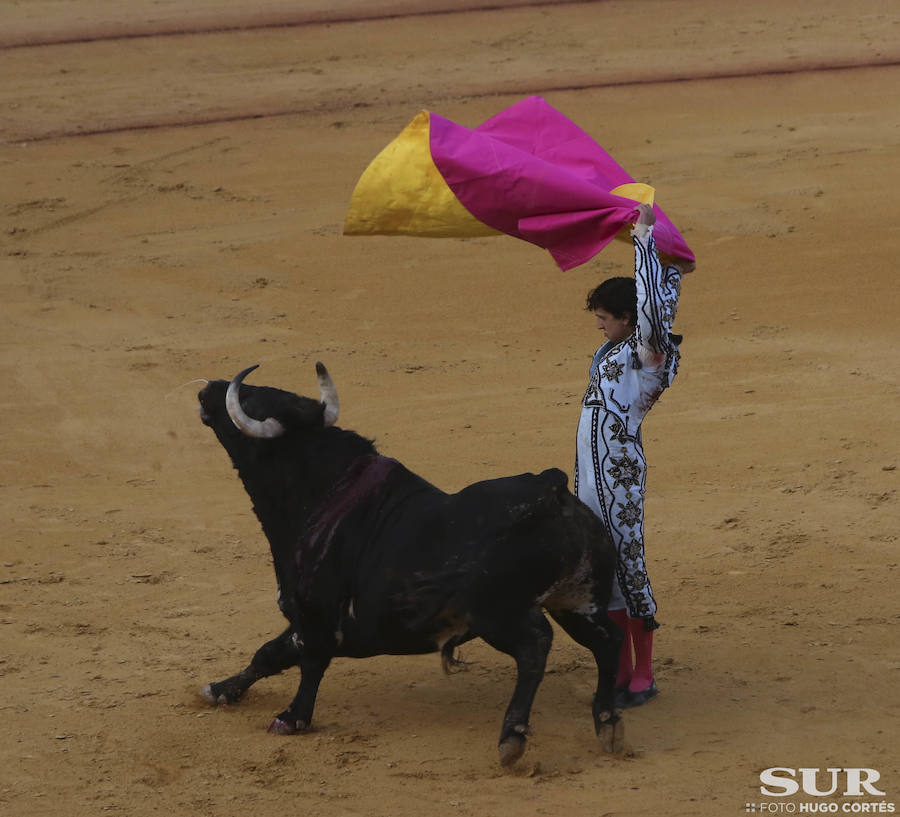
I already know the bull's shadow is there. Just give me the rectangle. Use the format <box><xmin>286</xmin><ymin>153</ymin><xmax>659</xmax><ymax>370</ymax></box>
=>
<box><xmin>196</xmin><ymin>364</ymin><xmax>624</xmax><ymax>767</ymax></box>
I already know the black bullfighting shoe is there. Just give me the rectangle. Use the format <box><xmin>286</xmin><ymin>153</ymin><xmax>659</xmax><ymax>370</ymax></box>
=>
<box><xmin>622</xmin><ymin>680</ymin><xmax>659</xmax><ymax>708</ymax></box>
<box><xmin>614</xmin><ymin>685</ymin><xmax>631</xmax><ymax>709</ymax></box>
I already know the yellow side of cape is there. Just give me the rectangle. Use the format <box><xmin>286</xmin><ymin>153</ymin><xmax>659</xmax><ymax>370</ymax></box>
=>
<box><xmin>609</xmin><ymin>183</ymin><xmax>655</xmax><ymax>206</ymax></box>
<box><xmin>343</xmin><ymin>111</ymin><xmax>501</xmax><ymax>238</ymax></box>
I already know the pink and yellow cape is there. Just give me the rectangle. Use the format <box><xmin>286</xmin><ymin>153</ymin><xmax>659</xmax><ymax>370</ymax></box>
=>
<box><xmin>344</xmin><ymin>96</ymin><xmax>694</xmax><ymax>271</ymax></box>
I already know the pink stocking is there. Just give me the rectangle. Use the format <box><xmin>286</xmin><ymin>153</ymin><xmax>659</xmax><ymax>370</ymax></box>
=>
<box><xmin>628</xmin><ymin>618</ymin><xmax>654</xmax><ymax>693</ymax></box>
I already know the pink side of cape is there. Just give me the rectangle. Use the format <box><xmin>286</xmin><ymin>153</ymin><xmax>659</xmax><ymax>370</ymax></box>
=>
<box><xmin>429</xmin><ymin>96</ymin><xmax>694</xmax><ymax>270</ymax></box>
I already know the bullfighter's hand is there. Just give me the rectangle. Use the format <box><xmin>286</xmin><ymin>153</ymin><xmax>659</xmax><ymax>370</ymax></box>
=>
<box><xmin>635</xmin><ymin>203</ymin><xmax>656</xmax><ymax>226</ymax></box>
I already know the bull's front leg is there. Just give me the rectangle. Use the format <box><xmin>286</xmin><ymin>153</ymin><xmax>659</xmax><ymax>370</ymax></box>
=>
<box><xmin>268</xmin><ymin>654</ymin><xmax>331</xmax><ymax>735</ymax></box>
<box><xmin>200</xmin><ymin>626</ymin><xmax>300</xmax><ymax>705</ymax></box>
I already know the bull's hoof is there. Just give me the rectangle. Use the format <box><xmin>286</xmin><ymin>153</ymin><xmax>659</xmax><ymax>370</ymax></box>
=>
<box><xmin>200</xmin><ymin>683</ymin><xmax>231</xmax><ymax>706</ymax></box>
<box><xmin>498</xmin><ymin>734</ymin><xmax>527</xmax><ymax>767</ymax></box>
<box><xmin>199</xmin><ymin>684</ymin><xmax>218</xmax><ymax>705</ymax></box>
<box><xmin>267</xmin><ymin>717</ymin><xmax>310</xmax><ymax>735</ymax></box>
<box><xmin>597</xmin><ymin>717</ymin><xmax>625</xmax><ymax>754</ymax></box>
<box><xmin>200</xmin><ymin>682</ymin><xmax>245</xmax><ymax>706</ymax></box>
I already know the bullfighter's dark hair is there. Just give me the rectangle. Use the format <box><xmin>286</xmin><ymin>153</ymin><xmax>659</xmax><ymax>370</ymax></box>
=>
<box><xmin>585</xmin><ymin>277</ymin><xmax>636</xmax><ymax>326</ymax></box>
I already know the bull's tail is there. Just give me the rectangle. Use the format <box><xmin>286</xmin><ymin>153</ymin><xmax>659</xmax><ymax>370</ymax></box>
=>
<box><xmin>538</xmin><ymin>467</ymin><xmax>574</xmax><ymax>515</ymax></box>
<box><xmin>440</xmin><ymin>633</ymin><xmax>474</xmax><ymax>674</ymax></box>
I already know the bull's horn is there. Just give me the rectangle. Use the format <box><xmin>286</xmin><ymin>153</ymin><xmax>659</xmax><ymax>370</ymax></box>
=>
<box><xmin>315</xmin><ymin>362</ymin><xmax>339</xmax><ymax>428</ymax></box>
<box><xmin>225</xmin><ymin>365</ymin><xmax>285</xmax><ymax>439</ymax></box>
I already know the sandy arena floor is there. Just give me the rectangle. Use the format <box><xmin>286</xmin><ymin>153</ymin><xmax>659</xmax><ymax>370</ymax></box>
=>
<box><xmin>1</xmin><ymin>1</ymin><xmax>898</xmax><ymax>815</ymax></box>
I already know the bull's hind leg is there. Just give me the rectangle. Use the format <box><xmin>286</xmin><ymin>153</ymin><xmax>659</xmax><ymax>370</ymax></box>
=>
<box><xmin>474</xmin><ymin>606</ymin><xmax>553</xmax><ymax>767</ymax></box>
<box><xmin>548</xmin><ymin>608</ymin><xmax>625</xmax><ymax>754</ymax></box>
<box><xmin>268</xmin><ymin>654</ymin><xmax>331</xmax><ymax>735</ymax></box>
<box><xmin>201</xmin><ymin>627</ymin><xmax>300</xmax><ymax>705</ymax></box>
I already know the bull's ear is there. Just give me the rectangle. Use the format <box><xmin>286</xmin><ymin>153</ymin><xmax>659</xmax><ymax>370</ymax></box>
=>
<box><xmin>226</xmin><ymin>365</ymin><xmax>286</xmax><ymax>439</ymax></box>
<box><xmin>316</xmin><ymin>362</ymin><xmax>339</xmax><ymax>427</ymax></box>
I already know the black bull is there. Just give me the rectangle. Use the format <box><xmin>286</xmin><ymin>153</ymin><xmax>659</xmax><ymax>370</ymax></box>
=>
<box><xmin>197</xmin><ymin>364</ymin><xmax>624</xmax><ymax>765</ymax></box>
